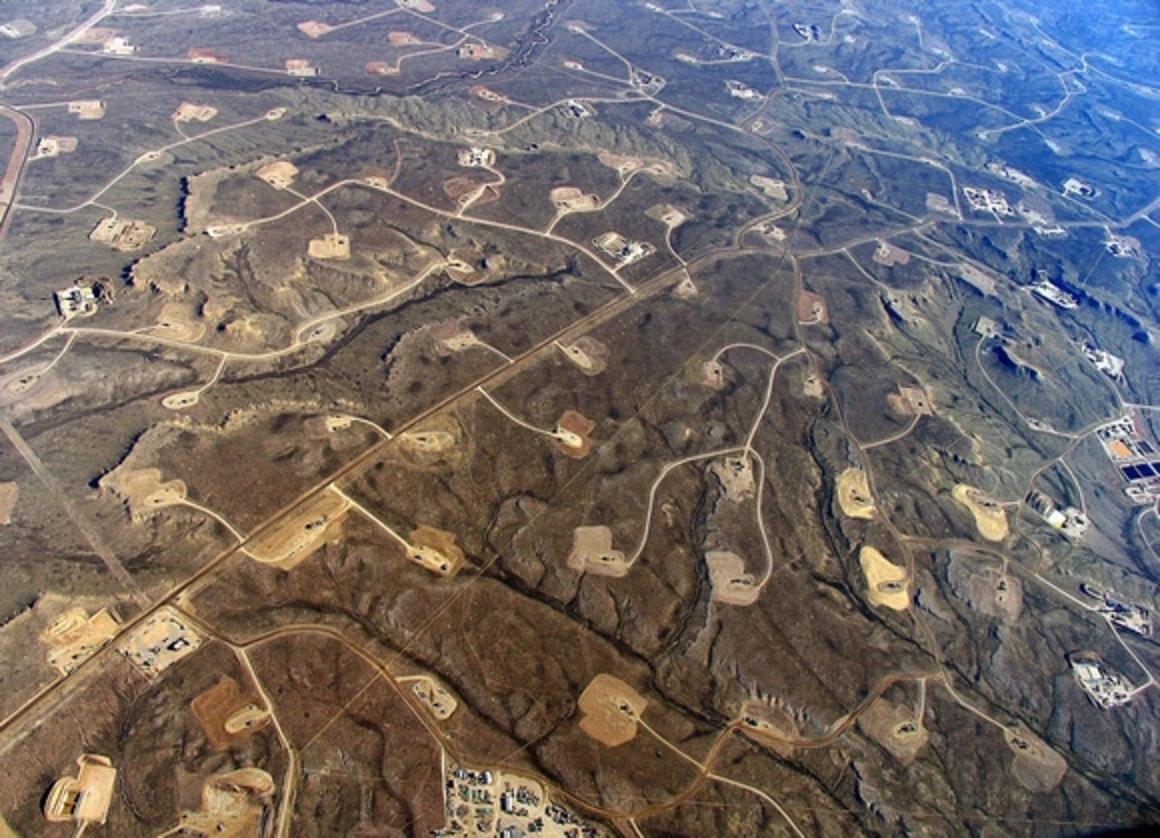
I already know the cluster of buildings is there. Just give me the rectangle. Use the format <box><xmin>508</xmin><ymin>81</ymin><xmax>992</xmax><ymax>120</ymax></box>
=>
<box><xmin>1032</xmin><ymin>279</ymin><xmax>1078</xmax><ymax>310</ymax></box>
<box><xmin>1078</xmin><ymin>340</ymin><xmax>1125</xmax><ymax>379</ymax></box>
<box><xmin>1063</xmin><ymin>177</ymin><xmax>1098</xmax><ymax>199</ymax></box>
<box><xmin>118</xmin><ymin>608</ymin><xmax>202</xmax><ymax>678</ymax></box>
<box><xmin>458</xmin><ymin>147</ymin><xmax>496</xmax><ymax>168</ymax></box>
<box><xmin>1069</xmin><ymin>653</ymin><xmax>1133</xmax><ymax>709</ymax></box>
<box><xmin>593</xmin><ymin>232</ymin><xmax>654</xmax><ymax>267</ymax></box>
<box><xmin>726</xmin><ymin>80</ymin><xmax>763</xmax><ymax>101</ymax></box>
<box><xmin>1080</xmin><ymin>584</ymin><xmax>1151</xmax><ymax>636</ymax></box>
<box><xmin>630</xmin><ymin>70</ymin><xmax>665</xmax><ymax>94</ymax></box>
<box><xmin>1104</xmin><ymin>232</ymin><xmax>1141</xmax><ymax>259</ymax></box>
<box><xmin>1027</xmin><ymin>491</ymin><xmax>1089</xmax><ymax>539</ymax></box>
<box><xmin>963</xmin><ymin>185</ymin><xmax>1015</xmax><ymax>216</ymax></box>
<box><xmin>1095</xmin><ymin>415</ymin><xmax>1160</xmax><ymax>505</ymax></box>
<box><xmin>101</xmin><ymin>35</ymin><xmax>135</xmax><ymax>55</ymax></box>
<box><xmin>440</xmin><ymin>763</ymin><xmax>602</xmax><ymax>838</ymax></box>
<box><xmin>54</xmin><ymin>283</ymin><xmax>99</xmax><ymax>320</ymax></box>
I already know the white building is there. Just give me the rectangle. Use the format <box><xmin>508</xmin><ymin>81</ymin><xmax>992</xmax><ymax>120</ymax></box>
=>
<box><xmin>54</xmin><ymin>285</ymin><xmax>97</xmax><ymax>319</ymax></box>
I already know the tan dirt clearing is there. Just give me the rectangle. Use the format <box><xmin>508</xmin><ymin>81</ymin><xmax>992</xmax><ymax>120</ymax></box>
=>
<box><xmin>952</xmin><ymin>483</ymin><xmax>1008</xmax><ymax>541</ymax></box>
<box><xmin>557</xmin><ymin>337</ymin><xmax>608</xmax><ymax>375</ymax></box>
<box><xmin>836</xmin><ymin>467</ymin><xmax>875</xmax><ymax>519</ymax></box>
<box><xmin>796</xmin><ymin>290</ymin><xmax>828</xmax><ymax>324</ymax></box>
<box><xmin>0</xmin><ymin>481</ymin><xmax>16</xmax><ymax>524</ymax></box>
<box><xmin>857</xmin><ymin>697</ymin><xmax>928</xmax><ymax>765</ymax></box>
<box><xmin>1005</xmin><ymin>724</ymin><xmax>1068</xmax><ymax>792</ymax></box>
<box><xmin>567</xmin><ymin>526</ymin><xmax>629</xmax><ymax>577</ymax></box>
<box><xmin>859</xmin><ymin>546</ymin><xmax>910</xmax><ymax>610</ymax></box>
<box><xmin>191</xmin><ymin>676</ymin><xmax>272</xmax><ymax>750</ymax></box>
<box><xmin>553</xmin><ymin>411</ymin><xmax>595</xmax><ymax>459</ymax></box>
<box><xmin>152</xmin><ymin>302</ymin><xmax>206</xmax><ymax>342</ymax></box>
<box><xmin>738</xmin><ymin>699</ymin><xmax>798</xmax><ymax>757</ymax></box>
<box><xmin>100</xmin><ymin>466</ymin><xmax>187</xmax><ymax>522</ymax></box>
<box><xmin>749</xmin><ymin>175</ymin><xmax>788</xmax><ymax>201</ymax></box>
<box><xmin>550</xmin><ymin>186</ymin><xmax>600</xmax><ymax>211</ymax></box>
<box><xmin>706</xmin><ymin>551</ymin><xmax>759</xmax><ymax>605</ymax></box>
<box><xmin>308</xmin><ymin>232</ymin><xmax>351</xmax><ymax>260</ymax></box>
<box><xmin>255</xmin><ymin>160</ymin><xmax>298</xmax><ymax>189</ymax></box>
<box><xmin>246</xmin><ymin>490</ymin><xmax>349</xmax><ymax>569</ymax></box>
<box><xmin>578</xmin><ymin>674</ymin><xmax>647</xmax><ymax>747</ymax></box>
<box><xmin>40</xmin><ymin>606</ymin><xmax>119</xmax><ymax>676</ymax></box>
<box><xmin>177</xmin><ymin>768</ymin><xmax>274</xmax><ymax>836</ymax></box>
<box><xmin>407</xmin><ymin>526</ymin><xmax>466</xmax><ymax>576</ymax></box>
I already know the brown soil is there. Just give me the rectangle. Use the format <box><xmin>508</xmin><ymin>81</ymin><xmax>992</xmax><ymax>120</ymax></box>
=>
<box><xmin>246</xmin><ymin>489</ymin><xmax>349</xmax><ymax>570</ymax></box>
<box><xmin>553</xmin><ymin>410</ymin><xmax>596</xmax><ymax>459</ymax></box>
<box><xmin>645</xmin><ymin>203</ymin><xmax>689</xmax><ymax>226</ymax></box>
<box><xmin>308</xmin><ymin>233</ymin><xmax>351</xmax><ymax>260</ymax></box>
<box><xmin>177</xmin><ymin>768</ymin><xmax>274</xmax><ymax>835</ymax></box>
<box><xmin>40</xmin><ymin>607</ymin><xmax>120</xmax><ymax>676</ymax></box>
<box><xmin>597</xmin><ymin>152</ymin><xmax>643</xmax><ymax>175</ymax></box>
<box><xmin>796</xmin><ymin>290</ymin><xmax>828</xmax><ymax>324</ymax></box>
<box><xmin>173</xmin><ymin>103</ymin><xmax>217</xmax><ymax>123</ymax></box>
<box><xmin>0</xmin><ymin>481</ymin><xmax>16</xmax><ymax>524</ymax></box>
<box><xmin>388</xmin><ymin>31</ymin><xmax>421</xmax><ymax>46</ymax></box>
<box><xmin>297</xmin><ymin>20</ymin><xmax>333</xmax><ymax>38</ymax></box>
<box><xmin>859</xmin><ymin>546</ymin><xmax>910</xmax><ymax>611</ymax></box>
<box><xmin>706</xmin><ymin>551</ymin><xmax>759</xmax><ymax>606</ymax></box>
<box><xmin>701</xmin><ymin>359</ymin><xmax>725</xmax><ymax>390</ymax></box>
<box><xmin>872</xmin><ymin>240</ymin><xmax>911</xmax><ymax>266</ymax></box>
<box><xmin>578</xmin><ymin>674</ymin><xmax>647</xmax><ymax>747</ymax></box>
<box><xmin>389</xmin><ymin>414</ymin><xmax>467</xmax><ymax>472</ymax></box>
<box><xmin>749</xmin><ymin>175</ymin><xmax>788</xmax><ymax>201</ymax></box>
<box><xmin>857</xmin><ymin>697</ymin><xmax>928</xmax><ymax>765</ymax></box>
<box><xmin>187</xmin><ymin>47</ymin><xmax>228</xmax><ymax>63</ymax></box>
<box><xmin>567</xmin><ymin>526</ymin><xmax>629</xmax><ymax>577</ymax></box>
<box><xmin>255</xmin><ymin>160</ymin><xmax>298</xmax><ymax>189</ymax></box>
<box><xmin>710</xmin><ymin>455</ymin><xmax>755</xmax><ymax>501</ymax></box>
<box><xmin>366</xmin><ymin>61</ymin><xmax>399</xmax><ymax>76</ymax></box>
<box><xmin>836</xmin><ymin>467</ymin><xmax>875</xmax><ymax>519</ymax></box>
<box><xmin>738</xmin><ymin>699</ymin><xmax>798</xmax><ymax>757</ymax></box>
<box><xmin>407</xmin><ymin>525</ymin><xmax>466</xmax><ymax>576</ymax></box>
<box><xmin>550</xmin><ymin>186</ymin><xmax>600</xmax><ymax>211</ymax></box>
<box><xmin>191</xmin><ymin>676</ymin><xmax>271</xmax><ymax>750</ymax></box>
<box><xmin>960</xmin><ymin>565</ymin><xmax>1022</xmax><ymax>622</ymax></box>
<box><xmin>152</xmin><ymin>302</ymin><xmax>206</xmax><ymax>342</ymax></box>
<box><xmin>558</xmin><ymin>336</ymin><xmax>609</xmax><ymax>376</ymax></box>
<box><xmin>99</xmin><ymin>467</ymin><xmax>187</xmax><ymax>522</ymax></box>
<box><xmin>952</xmin><ymin>484</ymin><xmax>1008</xmax><ymax>542</ymax></box>
<box><xmin>1005</xmin><ymin>724</ymin><xmax>1068</xmax><ymax>792</ymax></box>
<box><xmin>442</xmin><ymin>176</ymin><xmax>487</xmax><ymax>200</ymax></box>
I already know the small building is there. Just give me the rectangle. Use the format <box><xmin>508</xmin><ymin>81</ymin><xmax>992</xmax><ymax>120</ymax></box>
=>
<box><xmin>54</xmin><ymin>285</ymin><xmax>97</xmax><ymax>319</ymax></box>
<box><xmin>458</xmin><ymin>147</ymin><xmax>495</xmax><ymax>167</ymax></box>
<box><xmin>102</xmin><ymin>36</ymin><xmax>135</xmax><ymax>55</ymax></box>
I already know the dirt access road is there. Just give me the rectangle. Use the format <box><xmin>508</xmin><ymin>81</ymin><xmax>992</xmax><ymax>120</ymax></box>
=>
<box><xmin>0</xmin><ymin>105</ymin><xmax>33</xmax><ymax>238</ymax></box>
